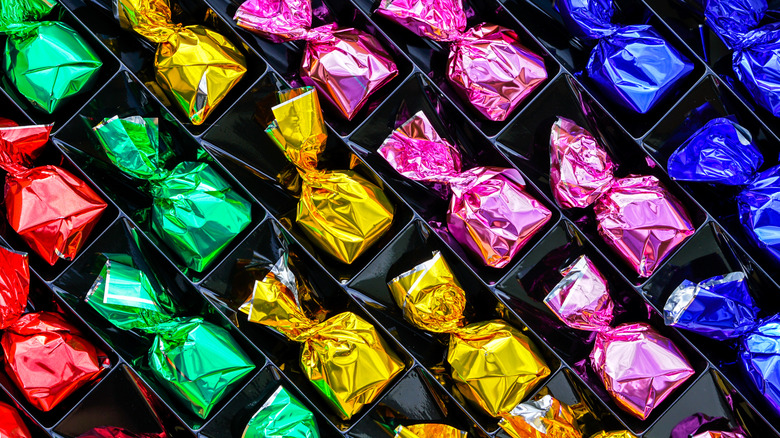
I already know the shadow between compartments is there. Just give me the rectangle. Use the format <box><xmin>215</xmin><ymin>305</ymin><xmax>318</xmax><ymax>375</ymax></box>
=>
<box><xmin>199</xmin><ymin>217</ymin><xmax>416</xmax><ymax>433</ymax></box>
<box><xmin>200</xmin><ymin>71</ymin><xmax>414</xmax><ymax>283</ymax></box>
<box><xmin>494</xmin><ymin>220</ymin><xmax>709</xmax><ymax>434</ymax></box>
<box><xmin>501</xmin><ymin>0</ymin><xmax>706</xmax><ymax>139</ymax></box>
<box><xmin>204</xmin><ymin>0</ymin><xmax>415</xmax><ymax>137</ymax></box>
<box><xmin>58</xmin><ymin>0</ymin><xmax>268</xmax><ymax>137</ymax></box>
<box><xmin>496</xmin><ymin>73</ymin><xmax>708</xmax><ymax>286</ymax></box>
<box><xmin>348</xmin><ymin>72</ymin><xmax>560</xmax><ymax>286</ymax></box>
<box><xmin>51</xmin><ymin>218</ymin><xmax>266</xmax><ymax>432</ymax></box>
<box><xmin>352</xmin><ymin>0</ymin><xmax>561</xmax><ymax>137</ymax></box>
<box><xmin>346</xmin><ymin>219</ymin><xmax>562</xmax><ymax>434</ymax></box>
<box><xmin>51</xmin><ymin>70</ymin><xmax>265</xmax><ymax>283</ymax></box>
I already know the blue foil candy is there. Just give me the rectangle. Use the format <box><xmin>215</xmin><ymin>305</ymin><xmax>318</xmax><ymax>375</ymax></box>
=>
<box><xmin>738</xmin><ymin>165</ymin><xmax>780</xmax><ymax>262</ymax></box>
<box><xmin>664</xmin><ymin>273</ymin><xmax>780</xmax><ymax>414</ymax></box>
<box><xmin>555</xmin><ymin>0</ymin><xmax>694</xmax><ymax>113</ymax></box>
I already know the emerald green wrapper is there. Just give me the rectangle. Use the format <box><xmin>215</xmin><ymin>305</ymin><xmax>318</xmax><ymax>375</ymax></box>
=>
<box><xmin>243</xmin><ymin>386</ymin><xmax>320</xmax><ymax>438</ymax></box>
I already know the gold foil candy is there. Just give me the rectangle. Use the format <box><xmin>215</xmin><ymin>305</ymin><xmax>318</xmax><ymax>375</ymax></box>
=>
<box><xmin>394</xmin><ymin>424</ymin><xmax>468</xmax><ymax>438</ymax></box>
<box><xmin>499</xmin><ymin>395</ymin><xmax>582</xmax><ymax>438</ymax></box>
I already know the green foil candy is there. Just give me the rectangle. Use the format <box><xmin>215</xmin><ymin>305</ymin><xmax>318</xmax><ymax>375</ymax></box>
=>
<box><xmin>0</xmin><ymin>0</ymin><xmax>102</xmax><ymax>113</ymax></box>
<box><xmin>92</xmin><ymin>116</ymin><xmax>252</xmax><ymax>272</ymax></box>
<box><xmin>243</xmin><ymin>386</ymin><xmax>320</xmax><ymax>438</ymax></box>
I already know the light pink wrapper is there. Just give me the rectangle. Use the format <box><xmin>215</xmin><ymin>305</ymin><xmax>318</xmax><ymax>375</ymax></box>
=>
<box><xmin>379</xmin><ymin>111</ymin><xmax>551</xmax><ymax>268</ymax></box>
<box><xmin>375</xmin><ymin>0</ymin><xmax>547</xmax><ymax>121</ymax></box>
<box><xmin>234</xmin><ymin>0</ymin><xmax>398</xmax><ymax>120</ymax></box>
<box><xmin>545</xmin><ymin>255</ymin><xmax>695</xmax><ymax>420</ymax></box>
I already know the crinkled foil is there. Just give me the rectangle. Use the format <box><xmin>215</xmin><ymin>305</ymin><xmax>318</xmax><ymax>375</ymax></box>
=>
<box><xmin>0</xmin><ymin>401</ymin><xmax>32</xmax><ymax>438</ymax></box>
<box><xmin>394</xmin><ymin>424</ymin><xmax>468</xmax><ymax>438</ymax></box>
<box><xmin>0</xmin><ymin>246</ymin><xmax>29</xmax><ymax>330</ymax></box>
<box><xmin>499</xmin><ymin>394</ymin><xmax>582</xmax><ymax>438</ymax></box>
<box><xmin>242</xmin><ymin>386</ymin><xmax>319</xmax><ymax>438</ymax></box>
<box><xmin>77</xmin><ymin>427</ymin><xmax>165</xmax><ymax>438</ymax></box>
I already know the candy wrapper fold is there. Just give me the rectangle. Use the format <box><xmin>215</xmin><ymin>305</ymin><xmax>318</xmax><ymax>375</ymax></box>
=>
<box><xmin>498</xmin><ymin>394</ymin><xmax>582</xmax><ymax>438</ymax></box>
<box><xmin>393</xmin><ymin>424</ymin><xmax>467</xmax><ymax>438</ymax></box>
<box><xmin>375</xmin><ymin>0</ymin><xmax>547</xmax><ymax>121</ymax></box>
<box><xmin>555</xmin><ymin>0</ymin><xmax>693</xmax><ymax>113</ymax></box>
<box><xmin>546</xmin><ymin>255</ymin><xmax>694</xmax><ymax>419</ymax></box>
<box><xmin>551</xmin><ymin>118</ymin><xmax>694</xmax><ymax>277</ymax></box>
<box><xmin>670</xmin><ymin>413</ymin><xmax>746</xmax><ymax>438</ymax></box>
<box><xmin>388</xmin><ymin>251</ymin><xmax>550</xmax><ymax>416</ymax></box>
<box><xmin>117</xmin><ymin>0</ymin><xmax>246</xmax><ymax>124</ymax></box>
<box><xmin>0</xmin><ymin>246</ymin><xmax>29</xmax><ymax>330</ymax></box>
<box><xmin>0</xmin><ymin>120</ymin><xmax>107</xmax><ymax>265</ymax></box>
<box><xmin>265</xmin><ymin>87</ymin><xmax>395</xmax><ymax>264</ymax></box>
<box><xmin>0</xmin><ymin>401</ymin><xmax>32</xmax><ymax>438</ymax></box>
<box><xmin>0</xmin><ymin>0</ymin><xmax>102</xmax><ymax>113</ymax></box>
<box><xmin>77</xmin><ymin>427</ymin><xmax>166</xmax><ymax>438</ymax></box>
<box><xmin>665</xmin><ymin>272</ymin><xmax>780</xmax><ymax>414</ymax></box>
<box><xmin>242</xmin><ymin>386</ymin><xmax>319</xmax><ymax>438</ymax></box>
<box><xmin>86</xmin><ymin>256</ymin><xmax>255</xmax><ymax>419</ymax></box>
<box><xmin>380</xmin><ymin>111</ymin><xmax>551</xmax><ymax>268</ymax></box>
<box><xmin>93</xmin><ymin>115</ymin><xmax>252</xmax><ymax>272</ymax></box>
<box><xmin>234</xmin><ymin>0</ymin><xmax>397</xmax><ymax>120</ymax></box>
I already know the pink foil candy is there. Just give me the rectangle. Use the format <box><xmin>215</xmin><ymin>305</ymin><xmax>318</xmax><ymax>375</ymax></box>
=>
<box><xmin>234</xmin><ymin>0</ymin><xmax>397</xmax><ymax>120</ymax></box>
<box><xmin>379</xmin><ymin>111</ymin><xmax>551</xmax><ymax>268</ymax></box>
<box><xmin>692</xmin><ymin>433</ymin><xmax>747</xmax><ymax>438</ymax></box>
<box><xmin>375</xmin><ymin>0</ymin><xmax>547</xmax><ymax>121</ymax></box>
<box><xmin>545</xmin><ymin>255</ymin><xmax>695</xmax><ymax>420</ymax></box>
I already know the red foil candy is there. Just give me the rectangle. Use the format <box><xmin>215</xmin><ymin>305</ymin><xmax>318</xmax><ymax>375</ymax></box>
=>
<box><xmin>0</xmin><ymin>401</ymin><xmax>32</xmax><ymax>438</ymax></box>
<box><xmin>234</xmin><ymin>0</ymin><xmax>398</xmax><ymax>120</ymax></box>
<box><xmin>0</xmin><ymin>120</ymin><xmax>107</xmax><ymax>265</ymax></box>
<box><xmin>375</xmin><ymin>0</ymin><xmax>547</xmax><ymax>121</ymax></box>
<box><xmin>77</xmin><ymin>427</ymin><xmax>166</xmax><ymax>438</ymax></box>
<box><xmin>0</xmin><ymin>247</ymin><xmax>29</xmax><ymax>330</ymax></box>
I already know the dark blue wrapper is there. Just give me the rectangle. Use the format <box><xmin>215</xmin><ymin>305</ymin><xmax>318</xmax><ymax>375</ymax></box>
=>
<box><xmin>555</xmin><ymin>0</ymin><xmax>694</xmax><ymax>113</ymax></box>
<box><xmin>664</xmin><ymin>272</ymin><xmax>780</xmax><ymax>414</ymax></box>
<box><xmin>705</xmin><ymin>0</ymin><xmax>780</xmax><ymax>116</ymax></box>
<box><xmin>738</xmin><ymin>165</ymin><xmax>780</xmax><ymax>263</ymax></box>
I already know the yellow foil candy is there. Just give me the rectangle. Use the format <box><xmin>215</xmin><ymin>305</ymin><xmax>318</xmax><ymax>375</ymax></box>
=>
<box><xmin>387</xmin><ymin>251</ymin><xmax>550</xmax><ymax>417</ymax></box>
<box><xmin>245</xmin><ymin>254</ymin><xmax>404</xmax><ymax>419</ymax></box>
<box><xmin>117</xmin><ymin>0</ymin><xmax>247</xmax><ymax>125</ymax></box>
<box><xmin>590</xmin><ymin>432</ymin><xmax>638</xmax><ymax>438</ymax></box>
<box><xmin>499</xmin><ymin>395</ymin><xmax>582</xmax><ymax>438</ymax></box>
<box><xmin>265</xmin><ymin>87</ymin><xmax>395</xmax><ymax>264</ymax></box>
<box><xmin>394</xmin><ymin>424</ymin><xmax>468</xmax><ymax>438</ymax></box>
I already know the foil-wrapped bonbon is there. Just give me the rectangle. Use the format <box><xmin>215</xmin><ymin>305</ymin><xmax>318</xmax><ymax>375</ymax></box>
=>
<box><xmin>117</xmin><ymin>0</ymin><xmax>246</xmax><ymax>125</ymax></box>
<box><xmin>387</xmin><ymin>251</ymin><xmax>550</xmax><ymax>417</ymax></box>
<box><xmin>375</xmin><ymin>0</ymin><xmax>547</xmax><ymax>121</ymax></box>
<box><xmin>379</xmin><ymin>111</ymin><xmax>551</xmax><ymax>268</ymax></box>
<box><xmin>393</xmin><ymin>424</ymin><xmax>467</xmax><ymax>437</ymax></box>
<box><xmin>77</xmin><ymin>428</ymin><xmax>165</xmax><ymax>438</ymax></box>
<box><xmin>551</xmin><ymin>117</ymin><xmax>694</xmax><ymax>277</ymax></box>
<box><xmin>92</xmin><ymin>115</ymin><xmax>252</xmax><ymax>272</ymax></box>
<box><xmin>0</xmin><ymin>0</ymin><xmax>102</xmax><ymax>114</ymax></box>
<box><xmin>234</xmin><ymin>0</ymin><xmax>397</xmax><ymax>120</ymax></box>
<box><xmin>671</xmin><ymin>413</ymin><xmax>747</xmax><ymax>438</ymax></box>
<box><xmin>265</xmin><ymin>87</ymin><xmax>395</xmax><ymax>264</ymax></box>
<box><xmin>85</xmin><ymin>254</ymin><xmax>255</xmax><ymax>419</ymax></box>
<box><xmin>0</xmin><ymin>401</ymin><xmax>32</xmax><ymax>438</ymax></box>
<box><xmin>555</xmin><ymin>0</ymin><xmax>693</xmax><ymax>113</ymax></box>
<box><xmin>546</xmin><ymin>254</ymin><xmax>695</xmax><ymax>419</ymax></box>
<box><xmin>664</xmin><ymin>272</ymin><xmax>780</xmax><ymax>415</ymax></box>
<box><xmin>242</xmin><ymin>386</ymin><xmax>319</xmax><ymax>438</ymax></box>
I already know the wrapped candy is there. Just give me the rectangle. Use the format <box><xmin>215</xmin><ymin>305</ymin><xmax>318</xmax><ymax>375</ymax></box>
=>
<box><xmin>379</xmin><ymin>111</ymin><xmax>551</xmax><ymax>268</ymax></box>
<box><xmin>117</xmin><ymin>0</ymin><xmax>246</xmax><ymax>125</ymax></box>
<box><xmin>0</xmin><ymin>247</ymin><xmax>28</xmax><ymax>329</ymax></box>
<box><xmin>0</xmin><ymin>119</ymin><xmax>107</xmax><ymax>265</ymax></box>
<box><xmin>0</xmin><ymin>402</ymin><xmax>32</xmax><ymax>438</ymax></box>
<box><xmin>242</xmin><ymin>386</ymin><xmax>319</xmax><ymax>438</ymax></box>
<box><xmin>664</xmin><ymin>272</ymin><xmax>780</xmax><ymax>414</ymax></box>
<box><xmin>387</xmin><ymin>251</ymin><xmax>550</xmax><ymax>416</ymax></box>
<box><xmin>393</xmin><ymin>424</ymin><xmax>467</xmax><ymax>438</ymax></box>
<box><xmin>671</xmin><ymin>413</ymin><xmax>747</xmax><ymax>438</ymax></box>
<box><xmin>234</xmin><ymin>0</ymin><xmax>397</xmax><ymax>120</ymax></box>
<box><xmin>551</xmin><ymin>117</ymin><xmax>694</xmax><ymax>277</ymax></box>
<box><xmin>0</xmin><ymin>0</ymin><xmax>102</xmax><ymax>114</ymax></box>
<box><xmin>241</xmin><ymin>249</ymin><xmax>404</xmax><ymax>420</ymax></box>
<box><xmin>265</xmin><ymin>87</ymin><xmax>395</xmax><ymax>264</ymax></box>
<box><xmin>375</xmin><ymin>0</ymin><xmax>547</xmax><ymax>121</ymax></box>
<box><xmin>86</xmin><ymin>255</ymin><xmax>256</xmax><ymax>419</ymax></box>
<box><xmin>555</xmin><ymin>0</ymin><xmax>693</xmax><ymax>113</ymax></box>
<box><xmin>77</xmin><ymin>427</ymin><xmax>165</xmax><ymax>438</ymax></box>
<box><xmin>92</xmin><ymin>116</ymin><xmax>251</xmax><ymax>272</ymax></box>
<box><xmin>546</xmin><ymin>254</ymin><xmax>695</xmax><ymax>419</ymax></box>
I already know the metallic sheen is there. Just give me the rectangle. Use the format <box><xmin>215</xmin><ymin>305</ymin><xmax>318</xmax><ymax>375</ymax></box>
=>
<box><xmin>242</xmin><ymin>386</ymin><xmax>319</xmax><ymax>438</ymax></box>
<box><xmin>394</xmin><ymin>424</ymin><xmax>467</xmax><ymax>438</ymax></box>
<box><xmin>499</xmin><ymin>395</ymin><xmax>582</xmax><ymax>438</ymax></box>
<box><xmin>0</xmin><ymin>402</ymin><xmax>32</xmax><ymax>438</ymax></box>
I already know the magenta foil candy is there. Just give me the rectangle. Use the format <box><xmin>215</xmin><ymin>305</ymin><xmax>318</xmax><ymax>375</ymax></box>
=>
<box><xmin>550</xmin><ymin>117</ymin><xmax>694</xmax><ymax>277</ymax></box>
<box><xmin>234</xmin><ymin>0</ymin><xmax>398</xmax><ymax>120</ymax></box>
<box><xmin>545</xmin><ymin>255</ymin><xmax>695</xmax><ymax>420</ymax></box>
<box><xmin>375</xmin><ymin>0</ymin><xmax>547</xmax><ymax>121</ymax></box>
<box><xmin>379</xmin><ymin>111</ymin><xmax>551</xmax><ymax>268</ymax></box>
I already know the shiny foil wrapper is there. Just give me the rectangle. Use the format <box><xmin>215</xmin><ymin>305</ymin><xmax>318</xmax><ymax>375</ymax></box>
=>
<box><xmin>0</xmin><ymin>0</ymin><xmax>102</xmax><ymax>114</ymax></box>
<box><xmin>376</xmin><ymin>0</ymin><xmax>547</xmax><ymax>121</ymax></box>
<box><xmin>0</xmin><ymin>246</ymin><xmax>29</xmax><ymax>330</ymax></box>
<box><xmin>380</xmin><ymin>111</ymin><xmax>551</xmax><ymax>268</ymax></box>
<box><xmin>547</xmin><ymin>255</ymin><xmax>695</xmax><ymax>419</ymax></box>
<box><xmin>394</xmin><ymin>424</ymin><xmax>468</xmax><ymax>438</ymax></box>
<box><xmin>77</xmin><ymin>427</ymin><xmax>166</xmax><ymax>438</ymax></box>
<box><xmin>0</xmin><ymin>401</ymin><xmax>32</xmax><ymax>438</ymax></box>
<box><xmin>265</xmin><ymin>87</ymin><xmax>395</xmax><ymax>264</ymax></box>
<box><xmin>738</xmin><ymin>165</ymin><xmax>780</xmax><ymax>264</ymax></box>
<box><xmin>117</xmin><ymin>0</ymin><xmax>247</xmax><ymax>125</ymax></box>
<box><xmin>388</xmin><ymin>252</ymin><xmax>551</xmax><ymax>416</ymax></box>
<box><xmin>555</xmin><ymin>0</ymin><xmax>693</xmax><ymax>113</ymax></box>
<box><xmin>245</xmin><ymin>253</ymin><xmax>404</xmax><ymax>419</ymax></box>
<box><xmin>671</xmin><ymin>413</ymin><xmax>746</xmax><ymax>438</ymax></box>
<box><xmin>234</xmin><ymin>0</ymin><xmax>397</xmax><ymax>120</ymax></box>
<box><xmin>692</xmin><ymin>432</ymin><xmax>747</xmax><ymax>438</ymax></box>
<box><xmin>498</xmin><ymin>394</ymin><xmax>582</xmax><ymax>438</ymax></box>
<box><xmin>589</xmin><ymin>432</ymin><xmax>638</xmax><ymax>438</ymax></box>
<box><xmin>93</xmin><ymin>116</ymin><xmax>252</xmax><ymax>272</ymax></box>
<box><xmin>0</xmin><ymin>121</ymin><xmax>107</xmax><ymax>265</ymax></box>
<box><xmin>243</xmin><ymin>386</ymin><xmax>319</xmax><ymax>438</ymax></box>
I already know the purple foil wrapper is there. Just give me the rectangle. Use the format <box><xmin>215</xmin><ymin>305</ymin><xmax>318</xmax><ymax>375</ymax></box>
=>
<box><xmin>375</xmin><ymin>0</ymin><xmax>547</xmax><ymax>121</ymax></box>
<box><xmin>671</xmin><ymin>413</ymin><xmax>747</xmax><ymax>438</ymax></box>
<box><xmin>546</xmin><ymin>255</ymin><xmax>695</xmax><ymax>420</ymax></box>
